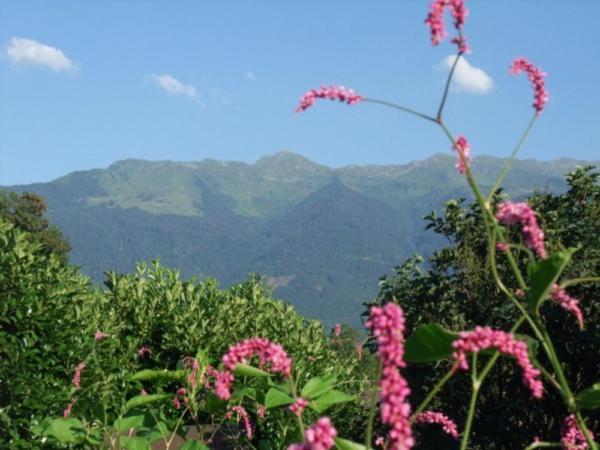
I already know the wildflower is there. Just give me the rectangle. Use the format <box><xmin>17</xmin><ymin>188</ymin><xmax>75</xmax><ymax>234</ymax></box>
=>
<box><xmin>366</xmin><ymin>302</ymin><xmax>414</xmax><ymax>450</ymax></box>
<box><xmin>136</xmin><ymin>346</ymin><xmax>151</xmax><ymax>358</ymax></box>
<box><xmin>495</xmin><ymin>242</ymin><xmax>509</xmax><ymax>253</ymax></box>
<box><xmin>375</xmin><ymin>436</ymin><xmax>386</xmax><ymax>447</ymax></box>
<box><xmin>453</xmin><ymin>135</ymin><xmax>470</xmax><ymax>174</ymax></box>
<box><xmin>452</xmin><ymin>326</ymin><xmax>543</xmax><ymax>398</ymax></box>
<box><xmin>183</xmin><ymin>357</ymin><xmax>200</xmax><ymax>388</ymax></box>
<box><xmin>561</xmin><ymin>414</ymin><xmax>594</xmax><ymax>449</ymax></box>
<box><xmin>63</xmin><ymin>403</ymin><xmax>73</xmax><ymax>418</ymax></box>
<box><xmin>141</xmin><ymin>388</ymin><xmax>148</xmax><ymax>396</ymax></box>
<box><xmin>94</xmin><ymin>331</ymin><xmax>109</xmax><ymax>340</ymax></box>
<box><xmin>208</xmin><ymin>367</ymin><xmax>234</xmax><ymax>400</ymax></box>
<box><xmin>289</xmin><ymin>397</ymin><xmax>309</xmax><ymax>417</ymax></box>
<box><xmin>425</xmin><ymin>0</ymin><xmax>469</xmax><ymax>52</ymax></box>
<box><xmin>287</xmin><ymin>417</ymin><xmax>337</xmax><ymax>450</ymax></box>
<box><xmin>334</xmin><ymin>324</ymin><xmax>342</xmax><ymax>337</ymax></box>
<box><xmin>225</xmin><ymin>406</ymin><xmax>253</xmax><ymax>439</ymax></box>
<box><xmin>296</xmin><ymin>85</ymin><xmax>363</xmax><ymax>112</ymax></box>
<box><xmin>415</xmin><ymin>411</ymin><xmax>460</xmax><ymax>439</ymax></box>
<box><xmin>509</xmin><ymin>57</ymin><xmax>548</xmax><ymax>115</ymax></box>
<box><xmin>257</xmin><ymin>404</ymin><xmax>266</xmax><ymax>419</ymax></box>
<box><xmin>72</xmin><ymin>362</ymin><xmax>86</xmax><ymax>389</ymax></box>
<box><xmin>173</xmin><ymin>387</ymin><xmax>188</xmax><ymax>409</ymax></box>
<box><xmin>222</xmin><ymin>337</ymin><xmax>292</xmax><ymax>377</ymax></box>
<box><xmin>550</xmin><ymin>284</ymin><xmax>584</xmax><ymax>329</ymax></box>
<box><xmin>495</xmin><ymin>201</ymin><xmax>547</xmax><ymax>259</ymax></box>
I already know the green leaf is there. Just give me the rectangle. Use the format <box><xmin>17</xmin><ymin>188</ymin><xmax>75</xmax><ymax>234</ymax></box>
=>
<box><xmin>124</xmin><ymin>394</ymin><xmax>171</xmax><ymax>411</ymax></box>
<box><xmin>309</xmin><ymin>390</ymin><xmax>354</xmax><ymax>413</ymax></box>
<box><xmin>113</xmin><ymin>412</ymin><xmax>146</xmax><ymax>433</ymax></box>
<box><xmin>44</xmin><ymin>418</ymin><xmax>85</xmax><ymax>444</ymax></box>
<box><xmin>301</xmin><ymin>374</ymin><xmax>337</xmax><ymax>399</ymax></box>
<box><xmin>527</xmin><ymin>248</ymin><xmax>576</xmax><ymax>311</ymax></box>
<box><xmin>180</xmin><ymin>439</ymin><xmax>211</xmax><ymax>450</ymax></box>
<box><xmin>264</xmin><ymin>388</ymin><xmax>294</xmax><ymax>409</ymax></box>
<box><xmin>404</xmin><ymin>324</ymin><xmax>458</xmax><ymax>363</ymax></box>
<box><xmin>334</xmin><ymin>437</ymin><xmax>368</xmax><ymax>449</ymax></box>
<box><xmin>130</xmin><ymin>369</ymin><xmax>186</xmax><ymax>382</ymax></box>
<box><xmin>233</xmin><ymin>363</ymin><xmax>270</xmax><ymax>378</ymax></box>
<box><xmin>120</xmin><ymin>436</ymin><xmax>151</xmax><ymax>450</ymax></box>
<box><xmin>575</xmin><ymin>383</ymin><xmax>600</xmax><ymax>410</ymax></box>
<box><xmin>204</xmin><ymin>391</ymin><xmax>226</xmax><ymax>413</ymax></box>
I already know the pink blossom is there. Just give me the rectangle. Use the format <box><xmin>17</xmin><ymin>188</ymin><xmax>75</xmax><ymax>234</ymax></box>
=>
<box><xmin>510</xmin><ymin>57</ymin><xmax>548</xmax><ymax>115</ymax></box>
<box><xmin>257</xmin><ymin>404</ymin><xmax>266</xmax><ymax>419</ymax></box>
<box><xmin>72</xmin><ymin>362</ymin><xmax>86</xmax><ymax>389</ymax></box>
<box><xmin>453</xmin><ymin>135</ymin><xmax>471</xmax><ymax>174</ymax></box>
<box><xmin>452</xmin><ymin>326</ymin><xmax>543</xmax><ymax>398</ymax></box>
<box><xmin>287</xmin><ymin>417</ymin><xmax>338</xmax><ymax>450</ymax></box>
<box><xmin>333</xmin><ymin>324</ymin><xmax>342</xmax><ymax>337</ymax></box>
<box><xmin>141</xmin><ymin>388</ymin><xmax>148</xmax><ymax>396</ymax></box>
<box><xmin>225</xmin><ymin>405</ymin><xmax>253</xmax><ymax>439</ymax></box>
<box><xmin>207</xmin><ymin>367</ymin><xmax>234</xmax><ymax>400</ymax></box>
<box><xmin>415</xmin><ymin>411</ymin><xmax>460</xmax><ymax>439</ymax></box>
<box><xmin>183</xmin><ymin>356</ymin><xmax>200</xmax><ymax>388</ymax></box>
<box><xmin>296</xmin><ymin>85</ymin><xmax>363</xmax><ymax>112</ymax></box>
<box><xmin>496</xmin><ymin>242</ymin><xmax>509</xmax><ymax>253</ymax></box>
<box><xmin>424</xmin><ymin>0</ymin><xmax>469</xmax><ymax>52</ymax></box>
<box><xmin>550</xmin><ymin>284</ymin><xmax>584</xmax><ymax>329</ymax></box>
<box><xmin>289</xmin><ymin>397</ymin><xmax>309</xmax><ymax>417</ymax></box>
<box><xmin>495</xmin><ymin>201</ymin><xmax>547</xmax><ymax>259</ymax></box>
<box><xmin>222</xmin><ymin>337</ymin><xmax>292</xmax><ymax>377</ymax></box>
<box><xmin>366</xmin><ymin>302</ymin><xmax>414</xmax><ymax>450</ymax></box>
<box><xmin>136</xmin><ymin>346</ymin><xmax>151</xmax><ymax>358</ymax></box>
<box><xmin>94</xmin><ymin>331</ymin><xmax>109</xmax><ymax>340</ymax></box>
<box><xmin>561</xmin><ymin>414</ymin><xmax>594</xmax><ymax>449</ymax></box>
<box><xmin>375</xmin><ymin>436</ymin><xmax>386</xmax><ymax>447</ymax></box>
<box><xmin>63</xmin><ymin>403</ymin><xmax>73</xmax><ymax>418</ymax></box>
<box><xmin>173</xmin><ymin>387</ymin><xmax>188</xmax><ymax>410</ymax></box>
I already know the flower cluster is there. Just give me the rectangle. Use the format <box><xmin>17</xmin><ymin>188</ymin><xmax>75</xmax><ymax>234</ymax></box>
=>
<box><xmin>453</xmin><ymin>135</ymin><xmax>470</xmax><ymax>174</ymax></box>
<box><xmin>561</xmin><ymin>414</ymin><xmax>594</xmax><ymax>450</ymax></box>
<box><xmin>223</xmin><ymin>337</ymin><xmax>292</xmax><ymax>376</ymax></box>
<box><xmin>296</xmin><ymin>85</ymin><xmax>363</xmax><ymax>112</ymax></box>
<box><xmin>287</xmin><ymin>417</ymin><xmax>337</xmax><ymax>450</ymax></box>
<box><xmin>225</xmin><ymin>405</ymin><xmax>253</xmax><ymax>439</ymax></box>
<box><xmin>94</xmin><ymin>331</ymin><xmax>109</xmax><ymax>341</ymax></box>
<box><xmin>452</xmin><ymin>326</ymin><xmax>543</xmax><ymax>398</ymax></box>
<box><xmin>424</xmin><ymin>0</ymin><xmax>469</xmax><ymax>52</ymax></box>
<box><xmin>72</xmin><ymin>362</ymin><xmax>86</xmax><ymax>389</ymax></box>
<box><xmin>173</xmin><ymin>387</ymin><xmax>188</xmax><ymax>410</ymax></box>
<box><xmin>495</xmin><ymin>201</ymin><xmax>547</xmax><ymax>259</ymax></box>
<box><xmin>550</xmin><ymin>284</ymin><xmax>584</xmax><ymax>330</ymax></box>
<box><xmin>136</xmin><ymin>346</ymin><xmax>151</xmax><ymax>358</ymax></box>
<box><xmin>183</xmin><ymin>356</ymin><xmax>200</xmax><ymax>388</ymax></box>
<box><xmin>366</xmin><ymin>302</ymin><xmax>414</xmax><ymax>450</ymax></box>
<box><xmin>509</xmin><ymin>57</ymin><xmax>548</xmax><ymax>115</ymax></box>
<box><xmin>63</xmin><ymin>403</ymin><xmax>73</xmax><ymax>418</ymax></box>
<box><xmin>414</xmin><ymin>411</ymin><xmax>459</xmax><ymax>439</ymax></box>
<box><xmin>289</xmin><ymin>397</ymin><xmax>309</xmax><ymax>417</ymax></box>
<box><xmin>206</xmin><ymin>366</ymin><xmax>235</xmax><ymax>400</ymax></box>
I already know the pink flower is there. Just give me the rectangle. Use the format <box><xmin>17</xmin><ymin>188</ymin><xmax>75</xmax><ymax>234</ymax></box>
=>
<box><xmin>183</xmin><ymin>357</ymin><xmax>200</xmax><ymax>388</ymax></box>
<box><xmin>222</xmin><ymin>337</ymin><xmax>292</xmax><ymax>377</ymax></box>
<box><xmin>366</xmin><ymin>302</ymin><xmax>414</xmax><ymax>450</ymax></box>
<box><xmin>289</xmin><ymin>397</ymin><xmax>309</xmax><ymax>417</ymax></box>
<box><xmin>453</xmin><ymin>135</ymin><xmax>471</xmax><ymax>174</ymax></box>
<box><xmin>141</xmin><ymin>388</ymin><xmax>148</xmax><ymax>396</ymax></box>
<box><xmin>415</xmin><ymin>411</ymin><xmax>460</xmax><ymax>439</ymax></box>
<box><xmin>375</xmin><ymin>436</ymin><xmax>386</xmax><ymax>447</ymax></box>
<box><xmin>510</xmin><ymin>57</ymin><xmax>548</xmax><ymax>115</ymax></box>
<box><xmin>173</xmin><ymin>387</ymin><xmax>188</xmax><ymax>410</ymax></box>
<box><xmin>495</xmin><ymin>201</ymin><xmax>547</xmax><ymax>259</ymax></box>
<box><xmin>424</xmin><ymin>0</ymin><xmax>469</xmax><ymax>52</ymax></box>
<box><xmin>452</xmin><ymin>326</ymin><xmax>543</xmax><ymax>398</ymax></box>
<box><xmin>550</xmin><ymin>284</ymin><xmax>584</xmax><ymax>329</ymax></box>
<box><xmin>94</xmin><ymin>331</ymin><xmax>109</xmax><ymax>340</ymax></box>
<box><xmin>207</xmin><ymin>366</ymin><xmax>234</xmax><ymax>400</ymax></box>
<box><xmin>257</xmin><ymin>404</ymin><xmax>266</xmax><ymax>419</ymax></box>
<box><xmin>63</xmin><ymin>403</ymin><xmax>73</xmax><ymax>418</ymax></box>
<box><xmin>287</xmin><ymin>417</ymin><xmax>337</xmax><ymax>450</ymax></box>
<box><xmin>496</xmin><ymin>242</ymin><xmax>509</xmax><ymax>253</ymax></box>
<box><xmin>333</xmin><ymin>324</ymin><xmax>342</xmax><ymax>337</ymax></box>
<box><xmin>136</xmin><ymin>346</ymin><xmax>151</xmax><ymax>358</ymax></box>
<box><xmin>72</xmin><ymin>362</ymin><xmax>86</xmax><ymax>389</ymax></box>
<box><xmin>225</xmin><ymin>406</ymin><xmax>253</xmax><ymax>440</ymax></box>
<box><xmin>296</xmin><ymin>85</ymin><xmax>363</xmax><ymax>112</ymax></box>
<box><xmin>561</xmin><ymin>414</ymin><xmax>594</xmax><ymax>449</ymax></box>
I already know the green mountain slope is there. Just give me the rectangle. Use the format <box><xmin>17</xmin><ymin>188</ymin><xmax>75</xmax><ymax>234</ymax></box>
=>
<box><xmin>4</xmin><ymin>151</ymin><xmax>595</xmax><ymax>325</ymax></box>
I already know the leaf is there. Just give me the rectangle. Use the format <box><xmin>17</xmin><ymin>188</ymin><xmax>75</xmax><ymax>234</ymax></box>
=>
<box><xmin>44</xmin><ymin>418</ymin><xmax>85</xmax><ymax>444</ymax></box>
<box><xmin>180</xmin><ymin>440</ymin><xmax>211</xmax><ymax>450</ymax></box>
<box><xmin>233</xmin><ymin>363</ymin><xmax>270</xmax><ymax>378</ymax></box>
<box><xmin>404</xmin><ymin>324</ymin><xmax>458</xmax><ymax>363</ymax></box>
<box><xmin>575</xmin><ymin>383</ymin><xmax>600</xmax><ymax>410</ymax></box>
<box><xmin>301</xmin><ymin>374</ymin><xmax>337</xmax><ymax>399</ymax></box>
<box><xmin>130</xmin><ymin>369</ymin><xmax>186</xmax><ymax>382</ymax></box>
<box><xmin>527</xmin><ymin>248</ymin><xmax>576</xmax><ymax>311</ymax></box>
<box><xmin>119</xmin><ymin>436</ymin><xmax>151</xmax><ymax>450</ymax></box>
<box><xmin>309</xmin><ymin>390</ymin><xmax>354</xmax><ymax>413</ymax></box>
<box><xmin>113</xmin><ymin>412</ymin><xmax>146</xmax><ymax>433</ymax></box>
<box><xmin>124</xmin><ymin>394</ymin><xmax>171</xmax><ymax>411</ymax></box>
<box><xmin>264</xmin><ymin>388</ymin><xmax>294</xmax><ymax>409</ymax></box>
<box><xmin>334</xmin><ymin>437</ymin><xmax>368</xmax><ymax>449</ymax></box>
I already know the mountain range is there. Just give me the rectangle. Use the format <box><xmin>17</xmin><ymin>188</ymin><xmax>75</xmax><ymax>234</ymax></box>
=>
<box><xmin>4</xmin><ymin>151</ymin><xmax>596</xmax><ymax>326</ymax></box>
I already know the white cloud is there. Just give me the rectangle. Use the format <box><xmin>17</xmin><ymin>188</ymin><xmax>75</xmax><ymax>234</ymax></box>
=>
<box><xmin>6</xmin><ymin>37</ymin><xmax>77</xmax><ymax>72</ymax></box>
<box><xmin>440</xmin><ymin>55</ymin><xmax>494</xmax><ymax>94</ymax></box>
<box><xmin>151</xmin><ymin>74</ymin><xmax>198</xmax><ymax>99</ymax></box>
<box><xmin>246</xmin><ymin>71</ymin><xmax>256</xmax><ymax>81</ymax></box>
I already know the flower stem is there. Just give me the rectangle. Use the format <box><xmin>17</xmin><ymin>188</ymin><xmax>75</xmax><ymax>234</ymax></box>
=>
<box><xmin>363</xmin><ymin>98</ymin><xmax>437</xmax><ymax>123</ymax></box>
<box><xmin>437</xmin><ymin>47</ymin><xmax>463</xmax><ymax>120</ymax></box>
<box><xmin>560</xmin><ymin>276</ymin><xmax>600</xmax><ymax>289</ymax></box>
<box><xmin>460</xmin><ymin>355</ymin><xmax>480</xmax><ymax>450</ymax></box>
<box><xmin>365</xmin><ymin>361</ymin><xmax>382</xmax><ymax>449</ymax></box>
<box><xmin>409</xmin><ymin>365</ymin><xmax>456</xmax><ymax>425</ymax></box>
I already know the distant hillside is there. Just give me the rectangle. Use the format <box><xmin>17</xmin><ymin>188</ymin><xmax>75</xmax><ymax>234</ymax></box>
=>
<box><xmin>4</xmin><ymin>151</ymin><xmax>596</xmax><ymax>326</ymax></box>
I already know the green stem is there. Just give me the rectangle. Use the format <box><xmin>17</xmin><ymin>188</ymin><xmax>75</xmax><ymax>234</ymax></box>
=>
<box><xmin>409</xmin><ymin>365</ymin><xmax>456</xmax><ymax>425</ymax></box>
<box><xmin>524</xmin><ymin>442</ymin><xmax>561</xmax><ymax>450</ymax></box>
<box><xmin>363</xmin><ymin>98</ymin><xmax>437</xmax><ymax>123</ymax></box>
<box><xmin>460</xmin><ymin>355</ymin><xmax>480</xmax><ymax>450</ymax></box>
<box><xmin>290</xmin><ymin>374</ymin><xmax>306</xmax><ymax>441</ymax></box>
<box><xmin>365</xmin><ymin>361</ymin><xmax>383</xmax><ymax>449</ymax></box>
<box><xmin>560</xmin><ymin>276</ymin><xmax>600</xmax><ymax>289</ymax></box>
<box><xmin>437</xmin><ymin>46</ymin><xmax>464</xmax><ymax>120</ymax></box>
<box><xmin>487</xmin><ymin>114</ymin><xmax>537</xmax><ymax>202</ymax></box>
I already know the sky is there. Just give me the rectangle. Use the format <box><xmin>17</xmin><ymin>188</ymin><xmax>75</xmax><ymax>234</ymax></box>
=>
<box><xmin>1</xmin><ymin>0</ymin><xmax>599</xmax><ymax>185</ymax></box>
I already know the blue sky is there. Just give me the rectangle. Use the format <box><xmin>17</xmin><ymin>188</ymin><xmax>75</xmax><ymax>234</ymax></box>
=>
<box><xmin>1</xmin><ymin>1</ymin><xmax>599</xmax><ymax>185</ymax></box>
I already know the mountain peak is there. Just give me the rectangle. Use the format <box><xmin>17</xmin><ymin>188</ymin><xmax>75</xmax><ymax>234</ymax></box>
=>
<box><xmin>254</xmin><ymin>151</ymin><xmax>331</xmax><ymax>180</ymax></box>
